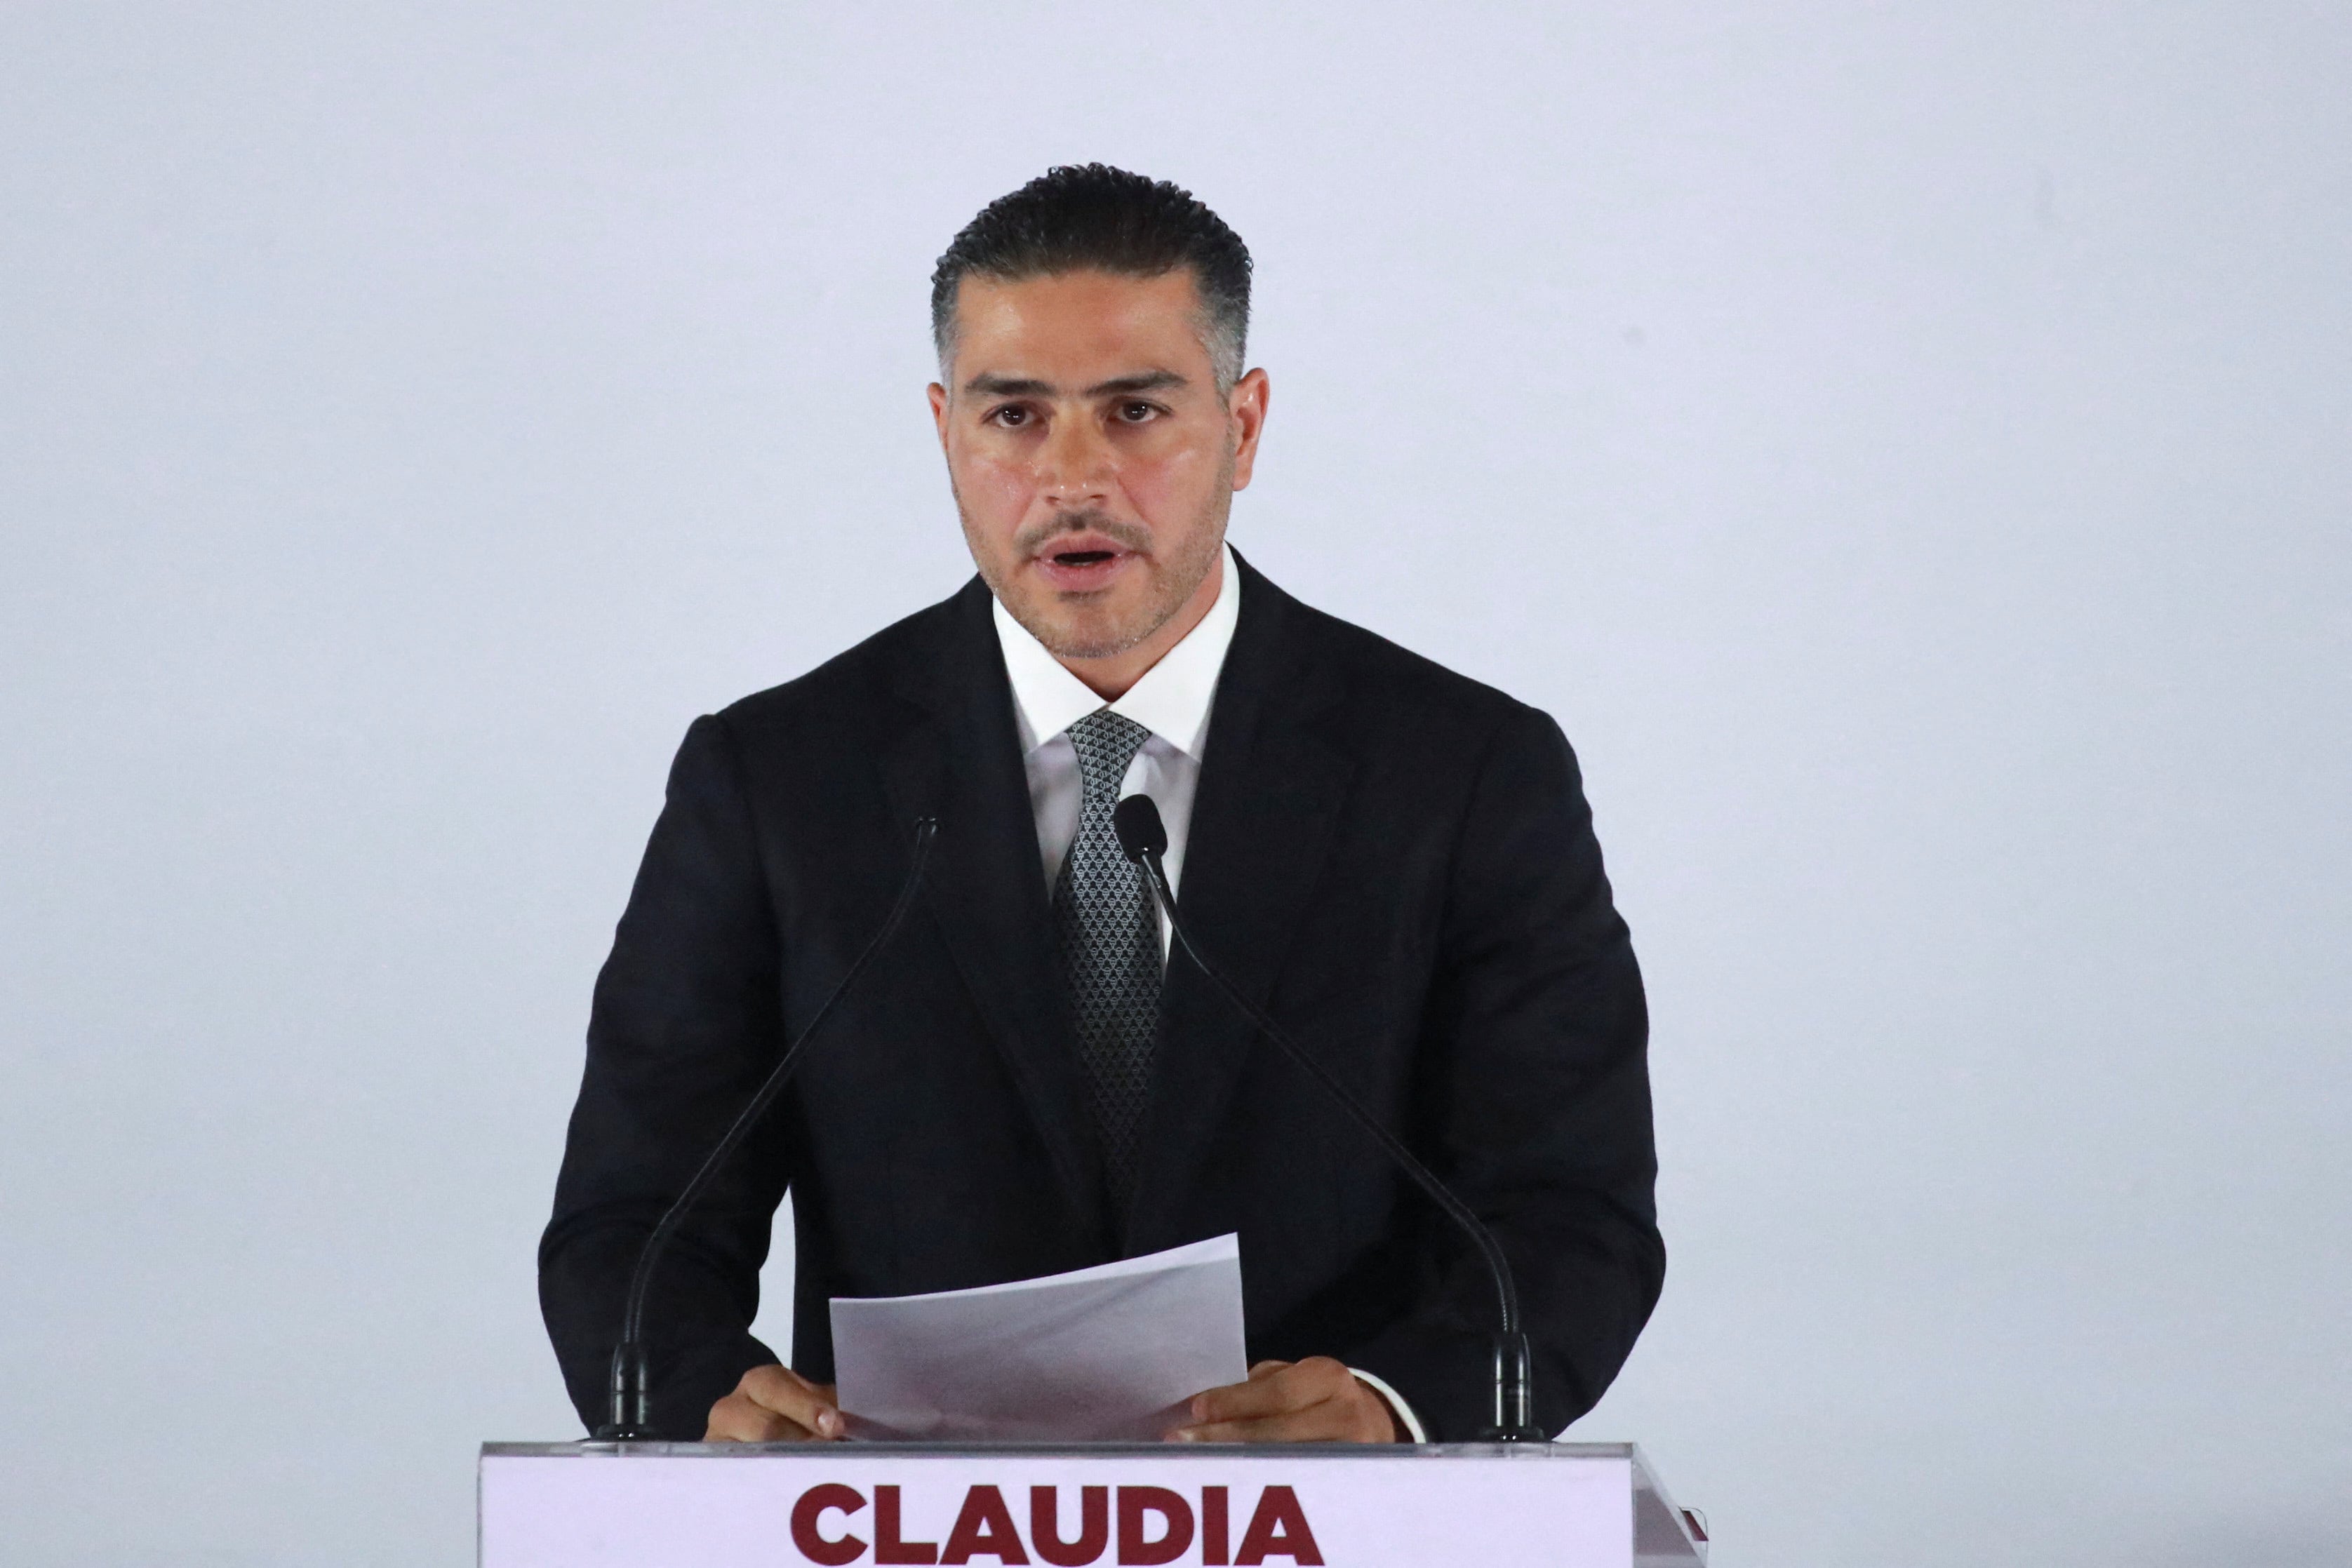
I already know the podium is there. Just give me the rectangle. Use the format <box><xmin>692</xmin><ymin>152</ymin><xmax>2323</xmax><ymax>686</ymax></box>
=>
<box><xmin>479</xmin><ymin>1440</ymin><xmax>1706</xmax><ymax>1567</ymax></box>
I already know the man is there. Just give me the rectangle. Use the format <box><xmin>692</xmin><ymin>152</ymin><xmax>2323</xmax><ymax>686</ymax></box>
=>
<box><xmin>540</xmin><ymin>164</ymin><xmax>1663</xmax><ymax>1445</ymax></box>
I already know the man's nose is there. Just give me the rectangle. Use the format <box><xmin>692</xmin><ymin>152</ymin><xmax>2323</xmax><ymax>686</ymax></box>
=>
<box><xmin>1035</xmin><ymin>408</ymin><xmax>1115</xmax><ymax>502</ymax></box>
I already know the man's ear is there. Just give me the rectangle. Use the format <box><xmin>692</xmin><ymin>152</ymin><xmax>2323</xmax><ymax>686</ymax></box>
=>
<box><xmin>927</xmin><ymin>382</ymin><xmax>950</xmax><ymax>453</ymax></box>
<box><xmin>1227</xmin><ymin>368</ymin><xmax>1271</xmax><ymax>491</ymax></box>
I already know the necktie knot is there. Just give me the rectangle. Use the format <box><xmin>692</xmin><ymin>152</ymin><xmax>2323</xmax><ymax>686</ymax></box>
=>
<box><xmin>1067</xmin><ymin>710</ymin><xmax>1152</xmax><ymax>801</ymax></box>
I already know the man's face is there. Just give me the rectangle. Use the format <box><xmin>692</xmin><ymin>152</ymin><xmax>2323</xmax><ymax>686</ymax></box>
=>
<box><xmin>930</xmin><ymin>268</ymin><xmax>1268</xmax><ymax>664</ymax></box>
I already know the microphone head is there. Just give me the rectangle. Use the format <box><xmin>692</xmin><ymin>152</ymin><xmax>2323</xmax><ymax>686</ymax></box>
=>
<box><xmin>1113</xmin><ymin>794</ymin><xmax>1168</xmax><ymax>864</ymax></box>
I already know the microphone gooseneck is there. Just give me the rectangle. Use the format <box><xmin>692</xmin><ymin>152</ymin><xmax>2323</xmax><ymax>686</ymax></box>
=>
<box><xmin>1110</xmin><ymin>794</ymin><xmax>1548</xmax><ymax>1444</ymax></box>
<box><xmin>595</xmin><ymin>816</ymin><xmax>940</xmax><ymax>1442</ymax></box>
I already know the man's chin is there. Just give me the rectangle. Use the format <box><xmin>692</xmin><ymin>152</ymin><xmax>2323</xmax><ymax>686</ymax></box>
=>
<box><xmin>1031</xmin><ymin>619</ymin><xmax>1151</xmax><ymax>663</ymax></box>
<box><xmin>998</xmin><ymin>586</ymin><xmax>1155</xmax><ymax>664</ymax></box>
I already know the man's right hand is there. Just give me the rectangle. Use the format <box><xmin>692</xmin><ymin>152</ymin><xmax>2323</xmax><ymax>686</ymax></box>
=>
<box><xmin>704</xmin><ymin>1364</ymin><xmax>846</xmax><ymax>1442</ymax></box>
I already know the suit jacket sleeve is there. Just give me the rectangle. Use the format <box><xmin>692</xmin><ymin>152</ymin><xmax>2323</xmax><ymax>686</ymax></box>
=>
<box><xmin>537</xmin><ymin>713</ymin><xmax>792</xmax><ymax>1437</ymax></box>
<box><xmin>1339</xmin><ymin>704</ymin><xmax>1664</xmax><ymax>1438</ymax></box>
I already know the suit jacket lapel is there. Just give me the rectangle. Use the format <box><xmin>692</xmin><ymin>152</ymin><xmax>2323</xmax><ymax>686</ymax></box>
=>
<box><xmin>878</xmin><ymin>579</ymin><xmax>1113</xmax><ymax>1249</ymax></box>
<box><xmin>1126</xmin><ymin>560</ymin><xmax>1356</xmax><ymax>1253</ymax></box>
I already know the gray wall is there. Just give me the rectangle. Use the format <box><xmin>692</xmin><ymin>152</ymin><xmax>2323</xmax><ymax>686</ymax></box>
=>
<box><xmin>4</xmin><ymin>4</ymin><xmax>2345</xmax><ymax>1564</ymax></box>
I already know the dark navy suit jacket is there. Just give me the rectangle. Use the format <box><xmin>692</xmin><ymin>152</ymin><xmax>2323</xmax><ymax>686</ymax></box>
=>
<box><xmin>540</xmin><ymin>556</ymin><xmax>1664</xmax><ymax>1440</ymax></box>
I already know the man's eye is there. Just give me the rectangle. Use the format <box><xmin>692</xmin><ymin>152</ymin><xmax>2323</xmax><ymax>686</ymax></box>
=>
<box><xmin>989</xmin><ymin>406</ymin><xmax>1030</xmax><ymax>428</ymax></box>
<box><xmin>1120</xmin><ymin>402</ymin><xmax>1158</xmax><ymax>422</ymax></box>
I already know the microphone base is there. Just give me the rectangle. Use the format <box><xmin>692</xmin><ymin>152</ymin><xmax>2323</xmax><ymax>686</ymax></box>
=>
<box><xmin>590</xmin><ymin>1423</ymin><xmax>660</xmax><ymax>1442</ymax></box>
<box><xmin>1474</xmin><ymin>1423</ymin><xmax>1553</xmax><ymax>1444</ymax></box>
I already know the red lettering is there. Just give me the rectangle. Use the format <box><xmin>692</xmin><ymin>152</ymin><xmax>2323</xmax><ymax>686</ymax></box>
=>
<box><xmin>1116</xmin><ymin>1487</ymin><xmax>1194</xmax><ymax>1567</ymax></box>
<box><xmin>1235</xmin><ymin>1487</ymin><xmax>1322</xmax><ymax>1567</ymax></box>
<box><xmin>1201</xmin><ymin>1486</ymin><xmax>1229</xmax><ymax>1566</ymax></box>
<box><xmin>942</xmin><ymin>1485</ymin><xmax>1030</xmax><ymax>1565</ymax></box>
<box><xmin>791</xmin><ymin>1485</ymin><xmax>867</xmax><ymax>1567</ymax></box>
<box><xmin>876</xmin><ymin>1485</ymin><xmax>940</xmax><ymax>1565</ymax></box>
<box><xmin>1031</xmin><ymin>1485</ymin><xmax>1109</xmax><ymax>1567</ymax></box>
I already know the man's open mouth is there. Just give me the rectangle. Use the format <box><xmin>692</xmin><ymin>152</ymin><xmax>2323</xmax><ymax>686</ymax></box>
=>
<box><xmin>1029</xmin><ymin>526</ymin><xmax>1142</xmax><ymax>589</ymax></box>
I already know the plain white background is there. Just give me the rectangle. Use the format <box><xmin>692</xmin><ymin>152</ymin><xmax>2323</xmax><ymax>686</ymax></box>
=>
<box><xmin>4</xmin><ymin>4</ymin><xmax>2346</xmax><ymax>1564</ymax></box>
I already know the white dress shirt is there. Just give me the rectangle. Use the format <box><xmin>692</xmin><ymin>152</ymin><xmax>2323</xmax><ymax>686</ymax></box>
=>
<box><xmin>994</xmin><ymin>542</ymin><xmax>1241</xmax><ymax>927</ymax></box>
<box><xmin>989</xmin><ymin>544</ymin><xmax>1431</xmax><ymax>1445</ymax></box>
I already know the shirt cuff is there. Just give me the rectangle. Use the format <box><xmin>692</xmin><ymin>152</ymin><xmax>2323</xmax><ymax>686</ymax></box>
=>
<box><xmin>1347</xmin><ymin>1367</ymin><xmax>1429</xmax><ymax>1444</ymax></box>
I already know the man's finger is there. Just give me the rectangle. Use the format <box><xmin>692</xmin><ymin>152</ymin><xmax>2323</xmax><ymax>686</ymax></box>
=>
<box><xmin>1170</xmin><ymin>1358</ymin><xmax>1398</xmax><ymax>1445</ymax></box>
<box><xmin>1172</xmin><ymin>1392</ymin><xmax>1387</xmax><ymax>1445</ymax></box>
<box><xmin>1187</xmin><ymin>1357</ymin><xmax>1346</xmax><ymax>1424</ymax></box>
<box><xmin>706</xmin><ymin>1391</ymin><xmax>814</xmax><ymax>1442</ymax></box>
<box><xmin>742</xmin><ymin>1364</ymin><xmax>846</xmax><ymax>1436</ymax></box>
<box><xmin>707</xmin><ymin>1364</ymin><xmax>846</xmax><ymax>1442</ymax></box>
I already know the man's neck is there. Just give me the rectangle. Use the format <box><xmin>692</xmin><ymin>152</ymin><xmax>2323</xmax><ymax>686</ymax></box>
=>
<box><xmin>1058</xmin><ymin>550</ymin><xmax>1227</xmax><ymax>702</ymax></box>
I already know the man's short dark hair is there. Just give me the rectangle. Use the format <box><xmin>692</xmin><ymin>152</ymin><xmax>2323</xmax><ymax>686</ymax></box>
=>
<box><xmin>931</xmin><ymin>164</ymin><xmax>1252</xmax><ymax>392</ymax></box>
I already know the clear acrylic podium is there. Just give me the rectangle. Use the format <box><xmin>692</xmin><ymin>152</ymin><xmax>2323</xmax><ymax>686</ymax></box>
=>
<box><xmin>479</xmin><ymin>1440</ymin><xmax>1707</xmax><ymax>1566</ymax></box>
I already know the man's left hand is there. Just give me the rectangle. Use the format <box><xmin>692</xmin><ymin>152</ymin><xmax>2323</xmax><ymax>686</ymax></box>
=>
<box><xmin>1166</xmin><ymin>1358</ymin><xmax>1402</xmax><ymax>1443</ymax></box>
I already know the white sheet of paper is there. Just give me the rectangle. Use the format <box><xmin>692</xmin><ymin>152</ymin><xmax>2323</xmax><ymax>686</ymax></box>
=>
<box><xmin>829</xmin><ymin>1233</ymin><xmax>1248</xmax><ymax>1442</ymax></box>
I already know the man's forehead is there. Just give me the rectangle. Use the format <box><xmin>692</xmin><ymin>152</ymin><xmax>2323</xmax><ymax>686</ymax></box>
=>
<box><xmin>948</xmin><ymin>268</ymin><xmax>1210</xmax><ymax>380</ymax></box>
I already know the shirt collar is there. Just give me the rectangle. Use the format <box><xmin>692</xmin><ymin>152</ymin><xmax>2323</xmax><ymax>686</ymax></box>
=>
<box><xmin>992</xmin><ymin>542</ymin><xmax>1241</xmax><ymax>760</ymax></box>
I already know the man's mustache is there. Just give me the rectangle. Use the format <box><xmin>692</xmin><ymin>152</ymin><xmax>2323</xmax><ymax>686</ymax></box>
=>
<box><xmin>1014</xmin><ymin>510</ymin><xmax>1152</xmax><ymax>558</ymax></box>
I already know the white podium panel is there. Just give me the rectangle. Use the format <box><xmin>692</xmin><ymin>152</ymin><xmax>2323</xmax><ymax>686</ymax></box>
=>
<box><xmin>479</xmin><ymin>1442</ymin><xmax>1705</xmax><ymax>1568</ymax></box>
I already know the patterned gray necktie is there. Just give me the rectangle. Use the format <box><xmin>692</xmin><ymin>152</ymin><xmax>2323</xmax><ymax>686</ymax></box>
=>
<box><xmin>1052</xmin><ymin>710</ymin><xmax>1163</xmax><ymax>1213</ymax></box>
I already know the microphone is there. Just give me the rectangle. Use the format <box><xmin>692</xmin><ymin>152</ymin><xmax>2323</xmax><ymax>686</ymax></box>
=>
<box><xmin>594</xmin><ymin>816</ymin><xmax>940</xmax><ymax>1442</ymax></box>
<box><xmin>1111</xmin><ymin>795</ymin><xmax>1548</xmax><ymax>1443</ymax></box>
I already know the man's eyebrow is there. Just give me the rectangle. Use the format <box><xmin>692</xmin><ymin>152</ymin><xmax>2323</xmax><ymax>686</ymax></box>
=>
<box><xmin>962</xmin><ymin>373</ymin><xmax>1055</xmax><ymax>397</ymax></box>
<box><xmin>1085</xmin><ymin>370</ymin><xmax>1187</xmax><ymax>396</ymax></box>
<box><xmin>959</xmin><ymin>369</ymin><xmax>1190</xmax><ymax>398</ymax></box>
